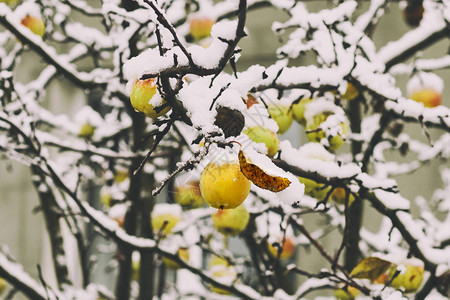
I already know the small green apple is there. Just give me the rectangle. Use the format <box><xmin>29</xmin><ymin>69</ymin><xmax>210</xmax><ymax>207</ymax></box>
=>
<box><xmin>267</xmin><ymin>237</ymin><xmax>295</xmax><ymax>260</ymax></box>
<box><xmin>244</xmin><ymin>126</ymin><xmax>280</xmax><ymax>157</ymax></box>
<box><xmin>21</xmin><ymin>15</ymin><xmax>45</xmax><ymax>37</ymax></box>
<box><xmin>268</xmin><ymin>105</ymin><xmax>293</xmax><ymax>134</ymax></box>
<box><xmin>298</xmin><ymin>177</ymin><xmax>330</xmax><ymax>201</ymax></box>
<box><xmin>151</xmin><ymin>204</ymin><xmax>182</xmax><ymax>237</ymax></box>
<box><xmin>410</xmin><ymin>89</ymin><xmax>442</xmax><ymax>108</ymax></box>
<box><xmin>129</xmin><ymin>78</ymin><xmax>171</xmax><ymax>118</ymax></box>
<box><xmin>292</xmin><ymin>98</ymin><xmax>312</xmax><ymax>126</ymax></box>
<box><xmin>200</xmin><ymin>160</ymin><xmax>251</xmax><ymax>209</ymax></box>
<box><xmin>162</xmin><ymin>248</ymin><xmax>190</xmax><ymax>270</ymax></box>
<box><xmin>189</xmin><ymin>17</ymin><xmax>214</xmax><ymax>40</ymax></box>
<box><xmin>175</xmin><ymin>180</ymin><xmax>205</xmax><ymax>209</ymax></box>
<box><xmin>212</xmin><ymin>205</ymin><xmax>250</xmax><ymax>236</ymax></box>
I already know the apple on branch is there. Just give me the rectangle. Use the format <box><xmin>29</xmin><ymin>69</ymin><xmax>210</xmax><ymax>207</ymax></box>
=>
<box><xmin>174</xmin><ymin>180</ymin><xmax>205</xmax><ymax>209</ymax></box>
<box><xmin>200</xmin><ymin>149</ymin><xmax>251</xmax><ymax>209</ymax></box>
<box><xmin>189</xmin><ymin>17</ymin><xmax>215</xmax><ymax>41</ymax></box>
<box><xmin>14</xmin><ymin>2</ymin><xmax>46</xmax><ymax>38</ymax></box>
<box><xmin>388</xmin><ymin>260</ymin><xmax>425</xmax><ymax>293</ymax></box>
<box><xmin>244</xmin><ymin>126</ymin><xmax>280</xmax><ymax>157</ymax></box>
<box><xmin>212</xmin><ymin>204</ymin><xmax>250</xmax><ymax>236</ymax></box>
<box><xmin>407</xmin><ymin>72</ymin><xmax>443</xmax><ymax>108</ymax></box>
<box><xmin>305</xmin><ymin>110</ymin><xmax>349</xmax><ymax>151</ymax></box>
<box><xmin>267</xmin><ymin>236</ymin><xmax>295</xmax><ymax>260</ymax></box>
<box><xmin>292</xmin><ymin>97</ymin><xmax>313</xmax><ymax>126</ymax></box>
<box><xmin>151</xmin><ymin>204</ymin><xmax>182</xmax><ymax>237</ymax></box>
<box><xmin>128</xmin><ymin>78</ymin><xmax>171</xmax><ymax>118</ymax></box>
<box><xmin>267</xmin><ymin>104</ymin><xmax>293</xmax><ymax>134</ymax></box>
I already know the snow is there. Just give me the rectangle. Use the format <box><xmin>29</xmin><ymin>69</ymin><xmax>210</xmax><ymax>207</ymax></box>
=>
<box><xmin>152</xmin><ymin>203</ymin><xmax>182</xmax><ymax>218</ymax></box>
<box><xmin>13</xmin><ymin>2</ymin><xmax>43</xmax><ymax>20</ymax></box>
<box><xmin>280</xmin><ymin>141</ymin><xmax>360</xmax><ymax>179</ymax></box>
<box><xmin>0</xmin><ymin>252</ymin><xmax>57</xmax><ymax>299</ymax></box>
<box><xmin>377</xmin><ymin>3</ymin><xmax>447</xmax><ymax>65</ymax></box>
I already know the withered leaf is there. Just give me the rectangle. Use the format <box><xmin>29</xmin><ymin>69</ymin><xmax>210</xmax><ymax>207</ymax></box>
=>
<box><xmin>246</xmin><ymin>94</ymin><xmax>258</xmax><ymax>109</ymax></box>
<box><xmin>350</xmin><ymin>257</ymin><xmax>392</xmax><ymax>280</ymax></box>
<box><xmin>238</xmin><ymin>150</ymin><xmax>291</xmax><ymax>192</ymax></box>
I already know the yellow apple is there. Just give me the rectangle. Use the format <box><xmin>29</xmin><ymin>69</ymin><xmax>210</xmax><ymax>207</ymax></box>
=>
<box><xmin>129</xmin><ymin>78</ymin><xmax>171</xmax><ymax>118</ymax></box>
<box><xmin>292</xmin><ymin>98</ymin><xmax>312</xmax><ymax>126</ymax></box>
<box><xmin>268</xmin><ymin>105</ymin><xmax>293</xmax><ymax>134</ymax></box>
<box><xmin>389</xmin><ymin>264</ymin><xmax>424</xmax><ymax>293</ymax></box>
<box><xmin>244</xmin><ymin>126</ymin><xmax>280</xmax><ymax>157</ymax></box>
<box><xmin>21</xmin><ymin>15</ymin><xmax>45</xmax><ymax>37</ymax></box>
<box><xmin>151</xmin><ymin>204</ymin><xmax>182</xmax><ymax>237</ymax></box>
<box><xmin>212</xmin><ymin>205</ymin><xmax>250</xmax><ymax>236</ymax></box>
<box><xmin>267</xmin><ymin>237</ymin><xmax>295</xmax><ymax>260</ymax></box>
<box><xmin>200</xmin><ymin>160</ymin><xmax>250</xmax><ymax>209</ymax></box>
<box><xmin>162</xmin><ymin>248</ymin><xmax>189</xmax><ymax>269</ymax></box>
<box><xmin>410</xmin><ymin>89</ymin><xmax>441</xmax><ymax>108</ymax></box>
<box><xmin>189</xmin><ymin>17</ymin><xmax>214</xmax><ymax>40</ymax></box>
<box><xmin>174</xmin><ymin>180</ymin><xmax>205</xmax><ymax>209</ymax></box>
<box><xmin>331</xmin><ymin>187</ymin><xmax>355</xmax><ymax>206</ymax></box>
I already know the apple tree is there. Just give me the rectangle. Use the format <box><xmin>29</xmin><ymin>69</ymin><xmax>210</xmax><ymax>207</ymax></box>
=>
<box><xmin>0</xmin><ymin>0</ymin><xmax>449</xmax><ymax>299</ymax></box>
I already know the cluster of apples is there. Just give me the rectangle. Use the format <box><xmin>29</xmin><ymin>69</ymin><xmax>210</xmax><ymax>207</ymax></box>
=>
<box><xmin>336</xmin><ymin>259</ymin><xmax>425</xmax><ymax>299</ymax></box>
<box><xmin>376</xmin><ymin>261</ymin><xmax>425</xmax><ymax>293</ymax></box>
<box><xmin>293</xmin><ymin>92</ymin><xmax>350</xmax><ymax>152</ymax></box>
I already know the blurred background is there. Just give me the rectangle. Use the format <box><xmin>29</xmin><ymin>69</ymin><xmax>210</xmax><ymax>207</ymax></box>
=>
<box><xmin>0</xmin><ymin>0</ymin><xmax>448</xmax><ymax>298</ymax></box>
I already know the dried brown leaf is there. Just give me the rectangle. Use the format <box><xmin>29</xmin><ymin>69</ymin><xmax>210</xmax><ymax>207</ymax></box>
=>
<box><xmin>238</xmin><ymin>150</ymin><xmax>290</xmax><ymax>192</ymax></box>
